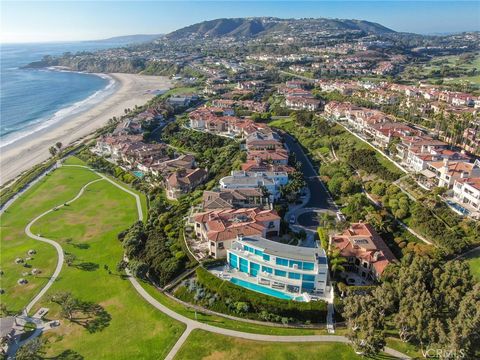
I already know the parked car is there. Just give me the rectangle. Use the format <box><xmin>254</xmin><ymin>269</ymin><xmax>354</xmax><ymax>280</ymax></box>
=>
<box><xmin>289</xmin><ymin>215</ymin><xmax>296</xmax><ymax>224</ymax></box>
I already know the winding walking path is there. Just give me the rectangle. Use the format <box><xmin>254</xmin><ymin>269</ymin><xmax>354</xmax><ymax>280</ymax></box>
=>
<box><xmin>24</xmin><ymin>177</ymin><xmax>104</xmax><ymax>314</ymax></box>
<box><xmin>20</xmin><ymin>164</ymin><xmax>410</xmax><ymax>360</ymax></box>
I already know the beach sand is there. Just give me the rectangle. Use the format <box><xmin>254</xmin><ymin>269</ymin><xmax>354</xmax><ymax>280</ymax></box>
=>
<box><xmin>0</xmin><ymin>73</ymin><xmax>172</xmax><ymax>185</ymax></box>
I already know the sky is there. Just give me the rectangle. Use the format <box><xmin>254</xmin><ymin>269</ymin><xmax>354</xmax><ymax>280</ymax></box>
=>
<box><xmin>1</xmin><ymin>1</ymin><xmax>479</xmax><ymax>43</ymax></box>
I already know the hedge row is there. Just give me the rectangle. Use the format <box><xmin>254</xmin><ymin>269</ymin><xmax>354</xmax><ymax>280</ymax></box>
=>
<box><xmin>195</xmin><ymin>267</ymin><xmax>327</xmax><ymax>322</ymax></box>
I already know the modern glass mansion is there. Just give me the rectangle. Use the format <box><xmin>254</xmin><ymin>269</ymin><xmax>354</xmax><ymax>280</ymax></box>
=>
<box><xmin>227</xmin><ymin>235</ymin><xmax>328</xmax><ymax>296</ymax></box>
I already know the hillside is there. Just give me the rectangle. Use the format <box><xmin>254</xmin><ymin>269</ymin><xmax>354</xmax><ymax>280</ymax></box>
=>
<box><xmin>166</xmin><ymin>17</ymin><xmax>395</xmax><ymax>40</ymax></box>
<box><xmin>90</xmin><ymin>33</ymin><xmax>164</xmax><ymax>44</ymax></box>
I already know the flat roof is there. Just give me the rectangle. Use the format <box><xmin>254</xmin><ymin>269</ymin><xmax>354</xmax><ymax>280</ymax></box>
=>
<box><xmin>237</xmin><ymin>235</ymin><xmax>323</xmax><ymax>262</ymax></box>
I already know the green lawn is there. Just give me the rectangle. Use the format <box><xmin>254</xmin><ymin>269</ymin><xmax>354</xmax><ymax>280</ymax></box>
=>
<box><xmin>0</xmin><ymin>163</ymin><xmax>100</xmax><ymax>312</ymax></box>
<box><xmin>175</xmin><ymin>329</ymin><xmax>373</xmax><ymax>360</ymax></box>
<box><xmin>403</xmin><ymin>53</ymin><xmax>480</xmax><ymax>86</ymax></box>
<box><xmin>1</xmin><ymin>158</ymin><xmax>185</xmax><ymax>359</ymax></box>
<box><xmin>463</xmin><ymin>248</ymin><xmax>480</xmax><ymax>282</ymax></box>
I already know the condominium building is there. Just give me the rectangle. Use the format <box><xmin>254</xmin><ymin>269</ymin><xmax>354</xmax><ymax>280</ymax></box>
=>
<box><xmin>227</xmin><ymin>235</ymin><xmax>329</xmax><ymax>296</ymax></box>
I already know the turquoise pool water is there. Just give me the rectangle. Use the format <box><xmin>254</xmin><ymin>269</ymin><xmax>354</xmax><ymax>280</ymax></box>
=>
<box><xmin>230</xmin><ymin>277</ymin><xmax>303</xmax><ymax>301</ymax></box>
<box><xmin>446</xmin><ymin>200</ymin><xmax>470</xmax><ymax>216</ymax></box>
<box><xmin>133</xmin><ymin>170</ymin><xmax>144</xmax><ymax>178</ymax></box>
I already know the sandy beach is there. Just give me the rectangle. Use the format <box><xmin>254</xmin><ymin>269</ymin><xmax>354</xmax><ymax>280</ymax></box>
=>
<box><xmin>0</xmin><ymin>73</ymin><xmax>172</xmax><ymax>185</ymax></box>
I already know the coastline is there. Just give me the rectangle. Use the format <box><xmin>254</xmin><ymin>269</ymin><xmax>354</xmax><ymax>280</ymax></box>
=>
<box><xmin>0</xmin><ymin>73</ymin><xmax>172</xmax><ymax>185</ymax></box>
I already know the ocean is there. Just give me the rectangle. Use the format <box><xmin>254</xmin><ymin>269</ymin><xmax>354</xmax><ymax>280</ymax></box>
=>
<box><xmin>0</xmin><ymin>41</ymin><xmax>124</xmax><ymax>148</ymax></box>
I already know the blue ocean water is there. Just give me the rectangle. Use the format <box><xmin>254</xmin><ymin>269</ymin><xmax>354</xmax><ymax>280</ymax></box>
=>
<box><xmin>0</xmin><ymin>41</ymin><xmax>123</xmax><ymax>147</ymax></box>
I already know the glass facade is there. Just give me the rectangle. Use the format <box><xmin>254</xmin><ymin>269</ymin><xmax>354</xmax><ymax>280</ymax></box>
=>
<box><xmin>274</xmin><ymin>269</ymin><xmax>287</xmax><ymax>277</ymax></box>
<box><xmin>229</xmin><ymin>253</ymin><xmax>238</xmax><ymax>268</ymax></box>
<box><xmin>262</xmin><ymin>265</ymin><xmax>273</xmax><ymax>274</ymax></box>
<box><xmin>288</xmin><ymin>272</ymin><xmax>301</xmax><ymax>279</ymax></box>
<box><xmin>239</xmin><ymin>257</ymin><xmax>249</xmax><ymax>273</ymax></box>
<box><xmin>226</xmin><ymin>239</ymin><xmax>328</xmax><ymax>296</ymax></box>
<box><xmin>250</xmin><ymin>262</ymin><xmax>260</xmax><ymax>276</ymax></box>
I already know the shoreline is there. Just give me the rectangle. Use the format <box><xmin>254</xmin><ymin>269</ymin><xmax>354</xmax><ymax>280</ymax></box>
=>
<box><xmin>1</xmin><ymin>70</ymin><xmax>117</xmax><ymax>149</ymax></box>
<box><xmin>0</xmin><ymin>73</ymin><xmax>172</xmax><ymax>186</ymax></box>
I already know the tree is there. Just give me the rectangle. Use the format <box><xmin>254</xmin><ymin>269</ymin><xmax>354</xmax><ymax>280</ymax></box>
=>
<box><xmin>128</xmin><ymin>260</ymin><xmax>149</xmax><ymax>280</ymax></box>
<box><xmin>116</xmin><ymin>259</ymin><xmax>127</xmax><ymax>272</ymax></box>
<box><xmin>49</xmin><ymin>292</ymin><xmax>79</xmax><ymax>320</ymax></box>
<box><xmin>55</xmin><ymin>141</ymin><xmax>63</xmax><ymax>150</ymax></box>
<box><xmin>316</xmin><ymin>226</ymin><xmax>329</xmax><ymax>250</ymax></box>
<box><xmin>16</xmin><ymin>338</ymin><xmax>45</xmax><ymax>360</ymax></box>
<box><xmin>0</xmin><ymin>303</ymin><xmax>8</xmax><ymax>316</ymax></box>
<box><xmin>344</xmin><ymin>294</ymin><xmax>386</xmax><ymax>357</ymax></box>
<box><xmin>64</xmin><ymin>253</ymin><xmax>77</xmax><ymax>267</ymax></box>
<box><xmin>329</xmin><ymin>249</ymin><xmax>347</xmax><ymax>277</ymax></box>
<box><xmin>49</xmin><ymin>146</ymin><xmax>58</xmax><ymax>157</ymax></box>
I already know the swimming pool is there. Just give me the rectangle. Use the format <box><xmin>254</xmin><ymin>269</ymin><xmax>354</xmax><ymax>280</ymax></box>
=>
<box><xmin>446</xmin><ymin>200</ymin><xmax>470</xmax><ymax>216</ymax></box>
<box><xmin>230</xmin><ymin>277</ymin><xmax>304</xmax><ymax>301</ymax></box>
<box><xmin>132</xmin><ymin>170</ymin><xmax>144</xmax><ymax>178</ymax></box>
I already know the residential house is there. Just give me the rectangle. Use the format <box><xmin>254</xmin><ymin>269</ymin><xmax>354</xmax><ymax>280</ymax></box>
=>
<box><xmin>452</xmin><ymin>177</ymin><xmax>480</xmax><ymax>218</ymax></box>
<box><xmin>427</xmin><ymin>159</ymin><xmax>480</xmax><ymax>188</ymax></box>
<box><xmin>193</xmin><ymin>208</ymin><xmax>280</xmax><ymax>258</ymax></box>
<box><xmin>166</xmin><ymin>167</ymin><xmax>207</xmax><ymax>200</ymax></box>
<box><xmin>227</xmin><ymin>235</ymin><xmax>329</xmax><ymax>296</ymax></box>
<box><xmin>202</xmin><ymin>189</ymin><xmax>269</xmax><ymax>210</ymax></box>
<box><xmin>219</xmin><ymin>171</ymin><xmax>289</xmax><ymax>201</ymax></box>
<box><xmin>330</xmin><ymin>222</ymin><xmax>396</xmax><ymax>281</ymax></box>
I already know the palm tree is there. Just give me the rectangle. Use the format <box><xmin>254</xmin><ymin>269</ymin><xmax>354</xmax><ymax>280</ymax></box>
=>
<box><xmin>49</xmin><ymin>146</ymin><xmax>57</xmax><ymax>157</ymax></box>
<box><xmin>329</xmin><ymin>249</ymin><xmax>347</xmax><ymax>277</ymax></box>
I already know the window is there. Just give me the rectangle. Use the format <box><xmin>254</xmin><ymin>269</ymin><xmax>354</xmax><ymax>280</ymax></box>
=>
<box><xmin>239</xmin><ymin>258</ymin><xmax>249</xmax><ymax>273</ymax></box>
<box><xmin>229</xmin><ymin>253</ymin><xmax>238</xmax><ymax>268</ymax></box>
<box><xmin>210</xmin><ymin>242</ymin><xmax>215</xmax><ymax>247</ymax></box>
<box><xmin>262</xmin><ymin>266</ymin><xmax>273</xmax><ymax>274</ymax></box>
<box><xmin>289</xmin><ymin>260</ymin><xmax>302</xmax><ymax>269</ymax></box>
<box><xmin>275</xmin><ymin>257</ymin><xmax>289</xmax><ymax>267</ymax></box>
<box><xmin>302</xmin><ymin>281</ymin><xmax>315</xmax><ymax>290</ymax></box>
<box><xmin>288</xmin><ymin>272</ymin><xmax>301</xmax><ymax>280</ymax></box>
<box><xmin>250</xmin><ymin>262</ymin><xmax>260</xmax><ymax>276</ymax></box>
<box><xmin>263</xmin><ymin>254</ymin><xmax>270</xmax><ymax>262</ymax></box>
<box><xmin>302</xmin><ymin>262</ymin><xmax>314</xmax><ymax>270</ymax></box>
<box><xmin>303</xmin><ymin>274</ymin><xmax>315</xmax><ymax>282</ymax></box>
<box><xmin>218</xmin><ymin>242</ymin><xmax>224</xmax><ymax>249</ymax></box>
<box><xmin>254</xmin><ymin>249</ymin><xmax>263</xmax><ymax>257</ymax></box>
<box><xmin>274</xmin><ymin>269</ymin><xmax>287</xmax><ymax>277</ymax></box>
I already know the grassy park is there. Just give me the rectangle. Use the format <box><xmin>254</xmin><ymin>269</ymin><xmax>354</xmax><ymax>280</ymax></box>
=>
<box><xmin>174</xmin><ymin>330</ymin><xmax>366</xmax><ymax>360</ymax></box>
<box><xmin>0</xmin><ymin>157</ymin><xmax>184</xmax><ymax>359</ymax></box>
<box><xmin>463</xmin><ymin>248</ymin><xmax>480</xmax><ymax>282</ymax></box>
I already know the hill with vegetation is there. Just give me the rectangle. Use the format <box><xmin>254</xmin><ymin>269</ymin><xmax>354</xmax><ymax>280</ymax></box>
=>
<box><xmin>166</xmin><ymin>17</ymin><xmax>395</xmax><ymax>40</ymax></box>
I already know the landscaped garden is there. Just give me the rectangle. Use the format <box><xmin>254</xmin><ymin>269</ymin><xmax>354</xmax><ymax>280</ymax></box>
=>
<box><xmin>0</xmin><ymin>157</ymin><xmax>185</xmax><ymax>359</ymax></box>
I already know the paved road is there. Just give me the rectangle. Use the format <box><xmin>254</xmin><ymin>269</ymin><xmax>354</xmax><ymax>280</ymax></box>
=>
<box><xmin>283</xmin><ymin>133</ymin><xmax>337</xmax><ymax>229</ymax></box>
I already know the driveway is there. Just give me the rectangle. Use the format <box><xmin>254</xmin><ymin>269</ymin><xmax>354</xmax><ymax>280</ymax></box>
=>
<box><xmin>282</xmin><ymin>133</ymin><xmax>338</xmax><ymax>231</ymax></box>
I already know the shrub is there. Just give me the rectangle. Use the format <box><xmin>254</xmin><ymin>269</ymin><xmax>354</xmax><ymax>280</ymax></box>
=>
<box><xmin>194</xmin><ymin>267</ymin><xmax>327</xmax><ymax>323</ymax></box>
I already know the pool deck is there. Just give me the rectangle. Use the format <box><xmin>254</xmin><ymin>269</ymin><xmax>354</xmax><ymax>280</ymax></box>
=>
<box><xmin>210</xmin><ymin>266</ymin><xmax>315</xmax><ymax>302</ymax></box>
